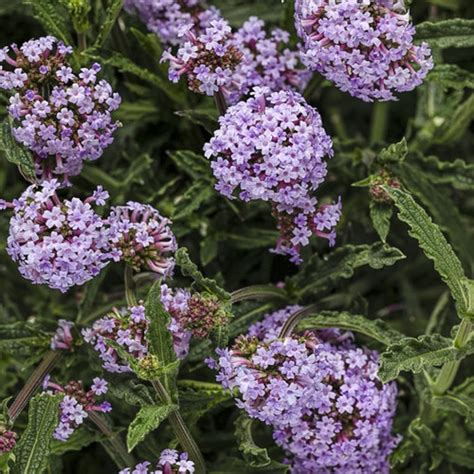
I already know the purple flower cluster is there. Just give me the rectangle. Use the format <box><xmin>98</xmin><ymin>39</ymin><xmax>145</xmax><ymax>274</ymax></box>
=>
<box><xmin>125</xmin><ymin>0</ymin><xmax>221</xmax><ymax>46</ymax></box>
<box><xmin>107</xmin><ymin>202</ymin><xmax>177</xmax><ymax>277</ymax></box>
<box><xmin>294</xmin><ymin>0</ymin><xmax>433</xmax><ymax>101</ymax></box>
<box><xmin>119</xmin><ymin>449</ymin><xmax>195</xmax><ymax>474</ymax></box>
<box><xmin>228</xmin><ymin>17</ymin><xmax>310</xmax><ymax>104</ymax></box>
<box><xmin>43</xmin><ymin>376</ymin><xmax>111</xmax><ymax>442</ymax></box>
<box><xmin>0</xmin><ymin>36</ymin><xmax>121</xmax><ymax>184</ymax></box>
<box><xmin>51</xmin><ymin>319</ymin><xmax>74</xmax><ymax>350</ymax></box>
<box><xmin>0</xmin><ymin>428</ymin><xmax>16</xmax><ymax>454</ymax></box>
<box><xmin>2</xmin><ymin>180</ymin><xmax>112</xmax><ymax>292</ymax></box>
<box><xmin>162</xmin><ymin>18</ymin><xmax>243</xmax><ymax>96</ymax></box>
<box><xmin>211</xmin><ymin>308</ymin><xmax>399</xmax><ymax>472</ymax></box>
<box><xmin>204</xmin><ymin>88</ymin><xmax>340</xmax><ymax>263</ymax></box>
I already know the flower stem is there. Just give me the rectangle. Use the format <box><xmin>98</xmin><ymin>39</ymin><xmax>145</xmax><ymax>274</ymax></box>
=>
<box><xmin>151</xmin><ymin>379</ymin><xmax>206</xmax><ymax>474</ymax></box>
<box><xmin>88</xmin><ymin>411</ymin><xmax>134</xmax><ymax>469</ymax></box>
<box><xmin>278</xmin><ymin>305</ymin><xmax>319</xmax><ymax>339</ymax></box>
<box><xmin>124</xmin><ymin>265</ymin><xmax>138</xmax><ymax>307</ymax></box>
<box><xmin>214</xmin><ymin>89</ymin><xmax>228</xmax><ymax>116</ymax></box>
<box><xmin>369</xmin><ymin>102</ymin><xmax>389</xmax><ymax>145</ymax></box>
<box><xmin>230</xmin><ymin>285</ymin><xmax>288</xmax><ymax>304</ymax></box>
<box><xmin>8</xmin><ymin>350</ymin><xmax>61</xmax><ymax>422</ymax></box>
<box><xmin>432</xmin><ymin>318</ymin><xmax>472</xmax><ymax>395</ymax></box>
<box><xmin>78</xmin><ymin>32</ymin><xmax>87</xmax><ymax>52</ymax></box>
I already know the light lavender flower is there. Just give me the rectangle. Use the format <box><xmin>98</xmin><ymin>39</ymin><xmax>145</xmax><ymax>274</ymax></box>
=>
<box><xmin>107</xmin><ymin>202</ymin><xmax>177</xmax><ymax>277</ymax></box>
<box><xmin>204</xmin><ymin>88</ymin><xmax>340</xmax><ymax>263</ymax></box>
<box><xmin>0</xmin><ymin>36</ymin><xmax>121</xmax><ymax>184</ymax></box>
<box><xmin>211</xmin><ymin>307</ymin><xmax>400</xmax><ymax>473</ymax></box>
<box><xmin>51</xmin><ymin>319</ymin><xmax>74</xmax><ymax>350</ymax></box>
<box><xmin>1</xmin><ymin>180</ymin><xmax>112</xmax><ymax>293</ymax></box>
<box><xmin>119</xmin><ymin>449</ymin><xmax>195</xmax><ymax>473</ymax></box>
<box><xmin>43</xmin><ymin>377</ymin><xmax>111</xmax><ymax>442</ymax></box>
<box><xmin>295</xmin><ymin>0</ymin><xmax>433</xmax><ymax>101</ymax></box>
<box><xmin>125</xmin><ymin>0</ymin><xmax>221</xmax><ymax>46</ymax></box>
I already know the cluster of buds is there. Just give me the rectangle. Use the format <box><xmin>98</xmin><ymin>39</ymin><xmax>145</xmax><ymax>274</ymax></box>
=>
<box><xmin>162</xmin><ymin>18</ymin><xmax>243</xmax><ymax>96</ymax></box>
<box><xmin>107</xmin><ymin>202</ymin><xmax>177</xmax><ymax>278</ymax></box>
<box><xmin>369</xmin><ymin>169</ymin><xmax>401</xmax><ymax>203</ymax></box>
<box><xmin>43</xmin><ymin>376</ymin><xmax>111</xmax><ymax>441</ymax></box>
<box><xmin>50</xmin><ymin>319</ymin><xmax>74</xmax><ymax>350</ymax></box>
<box><xmin>0</xmin><ymin>427</ymin><xmax>17</xmax><ymax>454</ymax></box>
<box><xmin>0</xmin><ymin>36</ymin><xmax>121</xmax><ymax>184</ymax></box>
<box><xmin>1</xmin><ymin>180</ymin><xmax>112</xmax><ymax>293</ymax></box>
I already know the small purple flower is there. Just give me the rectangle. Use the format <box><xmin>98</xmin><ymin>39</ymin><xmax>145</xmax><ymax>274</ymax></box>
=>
<box><xmin>51</xmin><ymin>319</ymin><xmax>74</xmax><ymax>350</ymax></box>
<box><xmin>91</xmin><ymin>377</ymin><xmax>108</xmax><ymax>395</ymax></box>
<box><xmin>0</xmin><ymin>36</ymin><xmax>121</xmax><ymax>184</ymax></box>
<box><xmin>107</xmin><ymin>202</ymin><xmax>177</xmax><ymax>277</ymax></box>
<box><xmin>294</xmin><ymin>0</ymin><xmax>433</xmax><ymax>101</ymax></box>
<box><xmin>0</xmin><ymin>429</ymin><xmax>17</xmax><ymax>454</ymax></box>
<box><xmin>119</xmin><ymin>449</ymin><xmax>195</xmax><ymax>474</ymax></box>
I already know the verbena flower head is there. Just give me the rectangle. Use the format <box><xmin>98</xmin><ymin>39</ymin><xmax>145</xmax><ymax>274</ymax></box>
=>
<box><xmin>2</xmin><ymin>180</ymin><xmax>112</xmax><ymax>293</ymax></box>
<box><xmin>212</xmin><ymin>308</ymin><xmax>399</xmax><ymax>472</ymax></box>
<box><xmin>43</xmin><ymin>376</ymin><xmax>111</xmax><ymax>442</ymax></box>
<box><xmin>294</xmin><ymin>0</ymin><xmax>433</xmax><ymax>102</ymax></box>
<box><xmin>0</xmin><ymin>36</ymin><xmax>121</xmax><ymax>184</ymax></box>
<box><xmin>0</xmin><ymin>428</ymin><xmax>17</xmax><ymax>454</ymax></box>
<box><xmin>204</xmin><ymin>88</ymin><xmax>340</xmax><ymax>263</ymax></box>
<box><xmin>51</xmin><ymin>319</ymin><xmax>74</xmax><ymax>350</ymax></box>
<box><xmin>125</xmin><ymin>0</ymin><xmax>221</xmax><ymax>46</ymax></box>
<box><xmin>228</xmin><ymin>17</ymin><xmax>311</xmax><ymax>104</ymax></box>
<box><xmin>162</xmin><ymin>18</ymin><xmax>243</xmax><ymax>96</ymax></box>
<box><xmin>119</xmin><ymin>449</ymin><xmax>195</xmax><ymax>474</ymax></box>
<box><xmin>107</xmin><ymin>202</ymin><xmax>177</xmax><ymax>277</ymax></box>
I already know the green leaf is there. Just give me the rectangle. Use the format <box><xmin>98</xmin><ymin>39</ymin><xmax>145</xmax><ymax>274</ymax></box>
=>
<box><xmin>416</xmin><ymin>19</ymin><xmax>474</xmax><ymax>49</ymax></box>
<box><xmin>168</xmin><ymin>150</ymin><xmax>212</xmax><ymax>181</ymax></box>
<box><xmin>0</xmin><ymin>322</ymin><xmax>50</xmax><ymax>357</ymax></box>
<box><xmin>234</xmin><ymin>414</ymin><xmax>271</xmax><ymax>468</ymax></box>
<box><xmin>414</xmin><ymin>154</ymin><xmax>474</xmax><ymax>191</ymax></box>
<box><xmin>94</xmin><ymin>0</ymin><xmax>124</xmax><ymax>47</ymax></box>
<box><xmin>369</xmin><ymin>201</ymin><xmax>392</xmax><ymax>242</ymax></box>
<box><xmin>12</xmin><ymin>394</ymin><xmax>61</xmax><ymax>474</ymax></box>
<box><xmin>173</xmin><ymin>181</ymin><xmax>214</xmax><ymax>220</ymax></box>
<box><xmin>23</xmin><ymin>0</ymin><xmax>72</xmax><ymax>45</ymax></box>
<box><xmin>50</xmin><ymin>428</ymin><xmax>105</xmax><ymax>456</ymax></box>
<box><xmin>384</xmin><ymin>187</ymin><xmax>469</xmax><ymax>313</ymax></box>
<box><xmin>200</xmin><ymin>237</ymin><xmax>218</xmax><ymax>266</ymax></box>
<box><xmin>97</xmin><ymin>52</ymin><xmax>185</xmax><ymax>105</ymax></box>
<box><xmin>0</xmin><ymin>121</ymin><xmax>36</xmax><ymax>181</ymax></box>
<box><xmin>176</xmin><ymin>248</ymin><xmax>231</xmax><ymax>302</ymax></box>
<box><xmin>431</xmin><ymin>392</ymin><xmax>474</xmax><ymax>426</ymax></box>
<box><xmin>434</xmin><ymin>93</ymin><xmax>474</xmax><ymax>144</ymax></box>
<box><xmin>145</xmin><ymin>282</ymin><xmax>177</xmax><ymax>368</ymax></box>
<box><xmin>297</xmin><ymin>311</ymin><xmax>404</xmax><ymax>346</ymax></box>
<box><xmin>291</xmin><ymin>243</ymin><xmax>405</xmax><ymax>300</ymax></box>
<box><xmin>379</xmin><ymin>334</ymin><xmax>461</xmax><ymax>382</ymax></box>
<box><xmin>378</xmin><ymin>138</ymin><xmax>407</xmax><ymax>163</ymax></box>
<box><xmin>428</xmin><ymin>64</ymin><xmax>474</xmax><ymax>90</ymax></box>
<box><xmin>126</xmin><ymin>404</ymin><xmax>176</xmax><ymax>452</ymax></box>
<box><xmin>220</xmin><ymin>228</ymin><xmax>280</xmax><ymax>250</ymax></box>
<box><xmin>175</xmin><ymin>109</ymin><xmax>218</xmax><ymax>134</ymax></box>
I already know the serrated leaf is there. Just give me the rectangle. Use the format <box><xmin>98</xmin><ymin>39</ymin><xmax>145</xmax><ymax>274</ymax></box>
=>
<box><xmin>23</xmin><ymin>0</ymin><xmax>72</xmax><ymax>45</ymax></box>
<box><xmin>0</xmin><ymin>322</ymin><xmax>50</xmax><ymax>357</ymax></box>
<box><xmin>416</xmin><ymin>19</ymin><xmax>474</xmax><ymax>49</ymax></box>
<box><xmin>200</xmin><ymin>236</ymin><xmax>218</xmax><ymax>266</ymax></box>
<box><xmin>385</xmin><ymin>187</ymin><xmax>469</xmax><ymax>313</ymax></box>
<box><xmin>126</xmin><ymin>404</ymin><xmax>176</xmax><ymax>452</ymax></box>
<box><xmin>234</xmin><ymin>414</ymin><xmax>271</xmax><ymax>468</ymax></box>
<box><xmin>378</xmin><ymin>138</ymin><xmax>407</xmax><ymax>163</ymax></box>
<box><xmin>176</xmin><ymin>248</ymin><xmax>231</xmax><ymax>302</ymax></box>
<box><xmin>0</xmin><ymin>121</ymin><xmax>36</xmax><ymax>181</ymax></box>
<box><xmin>428</xmin><ymin>64</ymin><xmax>474</xmax><ymax>90</ymax></box>
<box><xmin>369</xmin><ymin>201</ymin><xmax>392</xmax><ymax>242</ymax></box>
<box><xmin>97</xmin><ymin>52</ymin><xmax>185</xmax><ymax>105</ymax></box>
<box><xmin>50</xmin><ymin>428</ymin><xmax>105</xmax><ymax>456</ymax></box>
<box><xmin>434</xmin><ymin>93</ymin><xmax>474</xmax><ymax>144</ymax></box>
<box><xmin>173</xmin><ymin>181</ymin><xmax>214</xmax><ymax>220</ymax></box>
<box><xmin>168</xmin><ymin>150</ymin><xmax>212</xmax><ymax>181</ymax></box>
<box><xmin>108</xmin><ymin>379</ymin><xmax>155</xmax><ymax>407</ymax></box>
<box><xmin>431</xmin><ymin>392</ymin><xmax>474</xmax><ymax>426</ymax></box>
<box><xmin>145</xmin><ymin>282</ymin><xmax>177</xmax><ymax>368</ymax></box>
<box><xmin>379</xmin><ymin>334</ymin><xmax>462</xmax><ymax>382</ymax></box>
<box><xmin>297</xmin><ymin>311</ymin><xmax>404</xmax><ymax>346</ymax></box>
<box><xmin>12</xmin><ymin>394</ymin><xmax>61</xmax><ymax>474</ymax></box>
<box><xmin>291</xmin><ymin>243</ymin><xmax>405</xmax><ymax>300</ymax></box>
<box><xmin>94</xmin><ymin>0</ymin><xmax>123</xmax><ymax>47</ymax></box>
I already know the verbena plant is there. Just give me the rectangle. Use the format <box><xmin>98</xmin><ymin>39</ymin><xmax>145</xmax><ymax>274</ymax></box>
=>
<box><xmin>0</xmin><ymin>0</ymin><xmax>473</xmax><ymax>473</ymax></box>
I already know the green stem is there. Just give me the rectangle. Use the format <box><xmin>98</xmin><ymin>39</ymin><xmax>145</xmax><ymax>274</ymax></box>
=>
<box><xmin>230</xmin><ymin>285</ymin><xmax>288</xmax><ymax>304</ymax></box>
<box><xmin>278</xmin><ymin>305</ymin><xmax>319</xmax><ymax>338</ymax></box>
<box><xmin>78</xmin><ymin>32</ymin><xmax>87</xmax><ymax>52</ymax></box>
<box><xmin>8</xmin><ymin>351</ymin><xmax>62</xmax><ymax>422</ymax></box>
<box><xmin>151</xmin><ymin>379</ymin><xmax>206</xmax><ymax>474</ymax></box>
<box><xmin>432</xmin><ymin>318</ymin><xmax>472</xmax><ymax>395</ymax></box>
<box><xmin>88</xmin><ymin>411</ymin><xmax>134</xmax><ymax>469</ymax></box>
<box><xmin>124</xmin><ymin>265</ymin><xmax>138</xmax><ymax>307</ymax></box>
<box><xmin>214</xmin><ymin>89</ymin><xmax>227</xmax><ymax>116</ymax></box>
<box><xmin>369</xmin><ymin>102</ymin><xmax>389</xmax><ymax>145</ymax></box>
